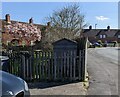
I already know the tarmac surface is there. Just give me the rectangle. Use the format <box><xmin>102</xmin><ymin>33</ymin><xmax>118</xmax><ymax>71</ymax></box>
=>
<box><xmin>87</xmin><ymin>47</ymin><xmax>119</xmax><ymax>95</ymax></box>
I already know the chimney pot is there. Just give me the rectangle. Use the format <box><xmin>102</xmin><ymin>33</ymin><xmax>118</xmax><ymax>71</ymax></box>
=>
<box><xmin>29</xmin><ymin>17</ymin><xmax>33</xmax><ymax>24</ymax></box>
<box><xmin>47</xmin><ymin>22</ymin><xmax>51</xmax><ymax>27</ymax></box>
<box><xmin>5</xmin><ymin>14</ymin><xmax>11</xmax><ymax>23</ymax></box>
<box><xmin>89</xmin><ymin>25</ymin><xmax>92</xmax><ymax>30</ymax></box>
<box><xmin>107</xmin><ymin>26</ymin><xmax>110</xmax><ymax>30</ymax></box>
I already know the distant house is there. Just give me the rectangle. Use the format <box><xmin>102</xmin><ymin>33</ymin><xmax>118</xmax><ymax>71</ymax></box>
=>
<box><xmin>1</xmin><ymin>14</ymin><xmax>50</xmax><ymax>47</ymax></box>
<box><xmin>81</xmin><ymin>25</ymin><xmax>120</xmax><ymax>43</ymax></box>
<box><xmin>114</xmin><ymin>30</ymin><xmax>120</xmax><ymax>39</ymax></box>
<box><xmin>1</xmin><ymin>14</ymin><xmax>120</xmax><ymax>49</ymax></box>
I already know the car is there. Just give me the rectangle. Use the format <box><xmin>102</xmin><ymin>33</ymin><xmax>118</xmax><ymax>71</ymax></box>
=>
<box><xmin>103</xmin><ymin>43</ymin><xmax>108</xmax><ymax>47</ymax></box>
<box><xmin>0</xmin><ymin>70</ymin><xmax>30</xmax><ymax>97</ymax></box>
<box><xmin>92</xmin><ymin>42</ymin><xmax>102</xmax><ymax>47</ymax></box>
<box><xmin>0</xmin><ymin>56</ymin><xmax>9</xmax><ymax>72</ymax></box>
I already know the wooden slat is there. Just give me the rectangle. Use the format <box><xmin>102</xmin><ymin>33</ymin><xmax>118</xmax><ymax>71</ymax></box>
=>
<box><xmin>38</xmin><ymin>51</ymin><xmax>41</xmax><ymax>80</ymax></box>
<box><xmin>31</xmin><ymin>51</ymin><xmax>35</xmax><ymax>80</ymax></box>
<box><xmin>22</xmin><ymin>54</ymin><xmax>26</xmax><ymax>79</ymax></box>
<box><xmin>12</xmin><ymin>53</ymin><xmax>14</xmax><ymax>74</ymax></box>
<box><xmin>70</xmin><ymin>50</ymin><xmax>73</xmax><ymax>81</ymax></box>
<box><xmin>47</xmin><ymin>51</ymin><xmax>51</xmax><ymax>80</ymax></box>
<box><xmin>54</xmin><ymin>52</ymin><xmax>57</xmax><ymax>80</ymax></box>
<box><xmin>79</xmin><ymin>50</ymin><xmax>82</xmax><ymax>80</ymax></box>
<box><xmin>57</xmin><ymin>52</ymin><xmax>59</xmax><ymax>80</ymax></box>
<box><xmin>29</xmin><ymin>53</ymin><xmax>32</xmax><ymax>81</ymax></box>
<box><xmin>50</xmin><ymin>51</ymin><xmax>53</xmax><ymax>80</ymax></box>
<box><xmin>63</xmin><ymin>52</ymin><xmax>66</xmax><ymax>79</ymax></box>
<box><xmin>60</xmin><ymin>52</ymin><xmax>63</xmax><ymax>79</ymax></box>
<box><xmin>37</xmin><ymin>52</ymin><xmax>39</xmax><ymax>80</ymax></box>
<box><xmin>41</xmin><ymin>51</ymin><xmax>44</xmax><ymax>80</ymax></box>
<box><xmin>18</xmin><ymin>53</ymin><xmax>21</xmax><ymax>76</ymax></box>
<box><xmin>26</xmin><ymin>56</ymin><xmax>29</xmax><ymax>79</ymax></box>
<box><xmin>45</xmin><ymin>51</ymin><xmax>47</xmax><ymax>80</ymax></box>
<box><xmin>8</xmin><ymin>53</ymin><xmax>11</xmax><ymax>73</ymax></box>
<box><xmin>34</xmin><ymin>52</ymin><xmax>38</xmax><ymax>80</ymax></box>
<box><xmin>9</xmin><ymin>53</ymin><xmax>11</xmax><ymax>73</ymax></box>
<box><xmin>82</xmin><ymin>49</ymin><xmax>85</xmax><ymax>81</ymax></box>
<box><xmin>67</xmin><ymin>50</ymin><xmax>70</xmax><ymax>78</ymax></box>
<box><xmin>73</xmin><ymin>51</ymin><xmax>76</xmax><ymax>80</ymax></box>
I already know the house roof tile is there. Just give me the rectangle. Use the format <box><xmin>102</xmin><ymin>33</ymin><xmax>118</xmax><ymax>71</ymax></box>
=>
<box><xmin>82</xmin><ymin>29</ymin><xmax>119</xmax><ymax>37</ymax></box>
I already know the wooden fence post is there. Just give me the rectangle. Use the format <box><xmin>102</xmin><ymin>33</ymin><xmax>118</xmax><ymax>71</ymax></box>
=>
<box><xmin>20</xmin><ymin>53</ymin><xmax>26</xmax><ymax>79</ymax></box>
<box><xmin>85</xmin><ymin>38</ymin><xmax>88</xmax><ymax>81</ymax></box>
<box><xmin>78</xmin><ymin>37</ymin><xmax>88</xmax><ymax>81</ymax></box>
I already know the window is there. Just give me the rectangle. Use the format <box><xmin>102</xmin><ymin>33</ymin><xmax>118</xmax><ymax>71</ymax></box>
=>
<box><xmin>118</xmin><ymin>35</ymin><xmax>120</xmax><ymax>38</ymax></box>
<box><xmin>103</xmin><ymin>35</ymin><xmax>106</xmax><ymax>38</ymax></box>
<box><xmin>100</xmin><ymin>35</ymin><xmax>106</xmax><ymax>38</ymax></box>
<box><xmin>100</xmin><ymin>35</ymin><xmax>102</xmax><ymax>38</ymax></box>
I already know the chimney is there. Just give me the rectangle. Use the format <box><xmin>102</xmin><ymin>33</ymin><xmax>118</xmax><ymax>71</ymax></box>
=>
<box><xmin>89</xmin><ymin>25</ymin><xmax>92</xmax><ymax>30</ymax></box>
<box><xmin>29</xmin><ymin>17</ymin><xmax>33</xmax><ymax>24</ymax></box>
<box><xmin>107</xmin><ymin>26</ymin><xmax>110</xmax><ymax>30</ymax></box>
<box><xmin>5</xmin><ymin>14</ymin><xmax>11</xmax><ymax>23</ymax></box>
<box><xmin>47</xmin><ymin>22</ymin><xmax>51</xmax><ymax>27</ymax></box>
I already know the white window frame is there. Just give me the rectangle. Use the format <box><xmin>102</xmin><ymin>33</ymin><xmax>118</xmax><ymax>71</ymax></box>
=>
<box><xmin>100</xmin><ymin>35</ymin><xmax>103</xmax><ymax>38</ymax></box>
<box><xmin>118</xmin><ymin>35</ymin><xmax>120</xmax><ymax>38</ymax></box>
<box><xmin>103</xmin><ymin>35</ymin><xmax>106</xmax><ymax>38</ymax></box>
<box><xmin>100</xmin><ymin>35</ymin><xmax>106</xmax><ymax>38</ymax></box>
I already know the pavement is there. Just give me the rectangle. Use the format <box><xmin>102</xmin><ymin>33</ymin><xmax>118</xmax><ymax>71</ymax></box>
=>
<box><xmin>29</xmin><ymin>81</ymin><xmax>87</xmax><ymax>95</ymax></box>
<box><xmin>87</xmin><ymin>47</ymin><xmax>119</xmax><ymax>95</ymax></box>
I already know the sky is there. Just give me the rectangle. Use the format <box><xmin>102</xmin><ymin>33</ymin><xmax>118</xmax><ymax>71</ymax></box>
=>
<box><xmin>1</xmin><ymin>2</ymin><xmax>119</xmax><ymax>29</ymax></box>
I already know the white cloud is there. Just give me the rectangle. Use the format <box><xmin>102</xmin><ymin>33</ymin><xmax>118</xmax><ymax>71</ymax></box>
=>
<box><xmin>95</xmin><ymin>16</ymin><xmax>110</xmax><ymax>21</ymax></box>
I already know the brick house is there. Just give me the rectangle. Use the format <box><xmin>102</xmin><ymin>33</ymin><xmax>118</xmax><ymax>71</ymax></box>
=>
<box><xmin>1</xmin><ymin>14</ymin><xmax>120</xmax><ymax>49</ymax></box>
<box><xmin>1</xmin><ymin>14</ymin><xmax>50</xmax><ymax>48</ymax></box>
<box><xmin>81</xmin><ymin>25</ymin><xmax>120</xmax><ymax>43</ymax></box>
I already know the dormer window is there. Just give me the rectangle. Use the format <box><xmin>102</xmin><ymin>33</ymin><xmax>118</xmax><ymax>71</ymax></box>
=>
<box><xmin>118</xmin><ymin>35</ymin><xmax>120</xmax><ymax>38</ymax></box>
<box><xmin>103</xmin><ymin>35</ymin><xmax>106</xmax><ymax>38</ymax></box>
<box><xmin>100</xmin><ymin>35</ymin><xmax>106</xmax><ymax>38</ymax></box>
<box><xmin>100</xmin><ymin>35</ymin><xmax>102</xmax><ymax>38</ymax></box>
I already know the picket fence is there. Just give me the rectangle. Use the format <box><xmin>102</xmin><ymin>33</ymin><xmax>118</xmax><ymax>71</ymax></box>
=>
<box><xmin>5</xmin><ymin>49</ymin><xmax>86</xmax><ymax>82</ymax></box>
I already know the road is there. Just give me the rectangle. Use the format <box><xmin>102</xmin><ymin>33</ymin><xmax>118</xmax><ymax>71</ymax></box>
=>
<box><xmin>87</xmin><ymin>47</ymin><xmax>119</xmax><ymax>95</ymax></box>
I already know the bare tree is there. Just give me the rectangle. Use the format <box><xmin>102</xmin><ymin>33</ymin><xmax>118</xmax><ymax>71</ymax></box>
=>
<box><xmin>41</xmin><ymin>3</ymin><xmax>88</xmax><ymax>49</ymax></box>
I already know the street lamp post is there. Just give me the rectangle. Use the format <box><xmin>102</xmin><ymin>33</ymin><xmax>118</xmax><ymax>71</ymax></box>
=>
<box><xmin>95</xmin><ymin>24</ymin><xmax>97</xmax><ymax>29</ymax></box>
